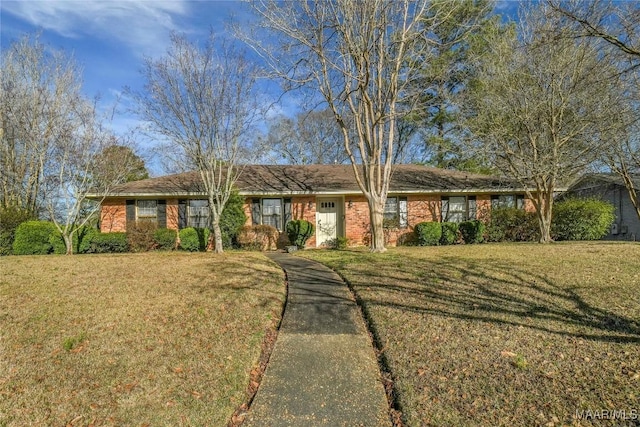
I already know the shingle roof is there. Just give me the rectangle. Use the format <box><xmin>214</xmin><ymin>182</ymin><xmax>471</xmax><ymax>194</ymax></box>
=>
<box><xmin>101</xmin><ymin>164</ymin><xmax>526</xmax><ymax>197</ymax></box>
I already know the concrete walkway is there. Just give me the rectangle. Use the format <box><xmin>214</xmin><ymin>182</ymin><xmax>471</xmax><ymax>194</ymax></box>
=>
<box><xmin>244</xmin><ymin>253</ymin><xmax>392</xmax><ymax>427</ymax></box>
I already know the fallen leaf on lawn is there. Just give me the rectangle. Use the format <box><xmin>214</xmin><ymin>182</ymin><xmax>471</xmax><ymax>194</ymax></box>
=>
<box><xmin>501</xmin><ymin>351</ymin><xmax>517</xmax><ymax>358</ymax></box>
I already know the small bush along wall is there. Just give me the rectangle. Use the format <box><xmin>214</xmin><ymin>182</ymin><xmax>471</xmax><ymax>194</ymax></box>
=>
<box><xmin>440</xmin><ymin>222</ymin><xmax>459</xmax><ymax>245</ymax></box>
<box><xmin>415</xmin><ymin>222</ymin><xmax>442</xmax><ymax>246</ymax></box>
<box><xmin>0</xmin><ymin>206</ymin><xmax>35</xmax><ymax>255</ymax></box>
<box><xmin>127</xmin><ymin>221</ymin><xmax>158</xmax><ymax>252</ymax></box>
<box><xmin>552</xmin><ymin>198</ymin><xmax>615</xmax><ymax>241</ymax></box>
<box><xmin>87</xmin><ymin>233</ymin><xmax>128</xmax><ymax>253</ymax></box>
<box><xmin>12</xmin><ymin>221</ymin><xmax>57</xmax><ymax>255</ymax></box>
<box><xmin>220</xmin><ymin>192</ymin><xmax>247</xmax><ymax>249</ymax></box>
<box><xmin>485</xmin><ymin>208</ymin><xmax>539</xmax><ymax>242</ymax></box>
<box><xmin>237</xmin><ymin>225</ymin><xmax>278</xmax><ymax>251</ymax></box>
<box><xmin>286</xmin><ymin>219</ymin><xmax>315</xmax><ymax>248</ymax></box>
<box><xmin>154</xmin><ymin>228</ymin><xmax>177</xmax><ymax>250</ymax></box>
<box><xmin>459</xmin><ymin>220</ymin><xmax>485</xmax><ymax>244</ymax></box>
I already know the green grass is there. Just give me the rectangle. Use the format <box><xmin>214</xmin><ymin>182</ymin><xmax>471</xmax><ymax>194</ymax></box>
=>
<box><xmin>0</xmin><ymin>252</ymin><xmax>285</xmax><ymax>426</ymax></box>
<box><xmin>300</xmin><ymin>242</ymin><xmax>640</xmax><ymax>427</ymax></box>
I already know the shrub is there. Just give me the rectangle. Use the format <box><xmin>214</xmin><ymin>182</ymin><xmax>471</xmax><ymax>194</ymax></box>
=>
<box><xmin>219</xmin><ymin>192</ymin><xmax>247</xmax><ymax>249</ymax></box>
<box><xmin>237</xmin><ymin>225</ymin><xmax>278</xmax><ymax>251</ymax></box>
<box><xmin>179</xmin><ymin>227</ymin><xmax>198</xmax><ymax>252</ymax></box>
<box><xmin>552</xmin><ymin>198</ymin><xmax>615</xmax><ymax>241</ymax></box>
<box><xmin>440</xmin><ymin>222</ymin><xmax>459</xmax><ymax>245</ymax></box>
<box><xmin>88</xmin><ymin>232</ymin><xmax>128</xmax><ymax>253</ymax></box>
<box><xmin>415</xmin><ymin>222</ymin><xmax>442</xmax><ymax>246</ymax></box>
<box><xmin>50</xmin><ymin>226</ymin><xmax>98</xmax><ymax>254</ymax></box>
<box><xmin>485</xmin><ymin>208</ymin><xmax>538</xmax><ymax>242</ymax></box>
<box><xmin>12</xmin><ymin>221</ymin><xmax>57</xmax><ymax>255</ymax></box>
<box><xmin>127</xmin><ymin>221</ymin><xmax>157</xmax><ymax>252</ymax></box>
<box><xmin>0</xmin><ymin>206</ymin><xmax>35</xmax><ymax>255</ymax></box>
<box><xmin>154</xmin><ymin>228</ymin><xmax>177</xmax><ymax>250</ymax></box>
<box><xmin>286</xmin><ymin>219</ymin><xmax>315</xmax><ymax>248</ymax></box>
<box><xmin>459</xmin><ymin>220</ymin><xmax>485</xmax><ymax>244</ymax></box>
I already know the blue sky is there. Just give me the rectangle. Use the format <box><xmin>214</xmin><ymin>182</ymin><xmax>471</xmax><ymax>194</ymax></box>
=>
<box><xmin>1</xmin><ymin>0</ymin><xmax>520</xmax><ymax>174</ymax></box>
<box><xmin>1</xmin><ymin>1</ymin><xmax>272</xmax><ymax>173</ymax></box>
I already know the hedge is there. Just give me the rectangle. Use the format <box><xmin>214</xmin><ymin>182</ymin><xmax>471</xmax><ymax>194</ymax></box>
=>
<box><xmin>485</xmin><ymin>207</ymin><xmax>539</xmax><ymax>242</ymax></box>
<box><xmin>415</xmin><ymin>222</ymin><xmax>442</xmax><ymax>246</ymax></box>
<box><xmin>459</xmin><ymin>220</ymin><xmax>485</xmax><ymax>244</ymax></box>
<box><xmin>179</xmin><ymin>227</ymin><xmax>210</xmax><ymax>252</ymax></box>
<box><xmin>87</xmin><ymin>232</ymin><xmax>128</xmax><ymax>253</ymax></box>
<box><xmin>0</xmin><ymin>206</ymin><xmax>35</xmax><ymax>255</ymax></box>
<box><xmin>12</xmin><ymin>221</ymin><xmax>57</xmax><ymax>255</ymax></box>
<box><xmin>552</xmin><ymin>198</ymin><xmax>615</xmax><ymax>241</ymax></box>
<box><xmin>286</xmin><ymin>219</ymin><xmax>315</xmax><ymax>248</ymax></box>
<box><xmin>154</xmin><ymin>228</ymin><xmax>177</xmax><ymax>250</ymax></box>
<box><xmin>440</xmin><ymin>222</ymin><xmax>459</xmax><ymax>245</ymax></box>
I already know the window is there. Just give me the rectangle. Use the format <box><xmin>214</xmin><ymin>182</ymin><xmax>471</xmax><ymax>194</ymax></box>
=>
<box><xmin>188</xmin><ymin>200</ymin><xmax>209</xmax><ymax>228</ymax></box>
<box><xmin>441</xmin><ymin>196</ymin><xmax>476</xmax><ymax>223</ymax></box>
<box><xmin>262</xmin><ymin>199</ymin><xmax>283</xmax><ymax>231</ymax></box>
<box><xmin>384</xmin><ymin>196</ymin><xmax>408</xmax><ymax>228</ymax></box>
<box><xmin>491</xmin><ymin>195</ymin><xmax>525</xmax><ymax>210</ymax></box>
<box><xmin>137</xmin><ymin>200</ymin><xmax>157</xmax><ymax>220</ymax></box>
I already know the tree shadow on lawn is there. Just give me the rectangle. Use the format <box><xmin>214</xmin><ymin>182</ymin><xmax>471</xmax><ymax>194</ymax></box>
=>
<box><xmin>349</xmin><ymin>256</ymin><xmax>640</xmax><ymax>344</ymax></box>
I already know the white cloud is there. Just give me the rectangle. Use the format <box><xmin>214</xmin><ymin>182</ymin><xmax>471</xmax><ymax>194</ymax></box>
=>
<box><xmin>1</xmin><ymin>0</ymin><xmax>190</xmax><ymax>57</ymax></box>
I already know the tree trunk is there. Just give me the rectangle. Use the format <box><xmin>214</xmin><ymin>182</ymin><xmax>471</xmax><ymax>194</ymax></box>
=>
<box><xmin>211</xmin><ymin>217</ymin><xmax>224</xmax><ymax>254</ymax></box>
<box><xmin>63</xmin><ymin>233</ymin><xmax>74</xmax><ymax>255</ymax></box>
<box><xmin>368</xmin><ymin>198</ymin><xmax>387</xmax><ymax>253</ymax></box>
<box><xmin>536</xmin><ymin>190</ymin><xmax>554</xmax><ymax>244</ymax></box>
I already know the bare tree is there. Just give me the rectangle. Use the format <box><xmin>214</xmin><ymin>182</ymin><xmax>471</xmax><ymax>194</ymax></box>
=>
<box><xmin>468</xmin><ymin>2</ymin><xmax>625</xmax><ymax>242</ymax></box>
<box><xmin>248</xmin><ymin>0</ymin><xmax>474</xmax><ymax>252</ymax></box>
<box><xmin>130</xmin><ymin>33</ymin><xmax>260</xmax><ymax>253</ymax></box>
<box><xmin>0</xmin><ymin>34</ymin><xmax>76</xmax><ymax>214</ymax></box>
<box><xmin>1</xmin><ymin>34</ymin><xmax>138</xmax><ymax>254</ymax></box>
<box><xmin>548</xmin><ymin>0</ymin><xmax>640</xmax><ymax>222</ymax></box>
<box><xmin>264</xmin><ymin>108</ymin><xmax>351</xmax><ymax>164</ymax></box>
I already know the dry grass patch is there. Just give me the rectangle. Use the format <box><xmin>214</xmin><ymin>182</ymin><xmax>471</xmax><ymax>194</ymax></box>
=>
<box><xmin>0</xmin><ymin>252</ymin><xmax>285</xmax><ymax>426</ymax></box>
<box><xmin>301</xmin><ymin>243</ymin><xmax>640</xmax><ymax>427</ymax></box>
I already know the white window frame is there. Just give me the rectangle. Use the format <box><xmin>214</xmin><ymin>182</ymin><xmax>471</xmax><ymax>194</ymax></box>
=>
<box><xmin>384</xmin><ymin>196</ymin><xmax>408</xmax><ymax>228</ymax></box>
<box><xmin>188</xmin><ymin>199</ymin><xmax>209</xmax><ymax>228</ymax></box>
<box><xmin>137</xmin><ymin>200</ymin><xmax>157</xmax><ymax>220</ymax></box>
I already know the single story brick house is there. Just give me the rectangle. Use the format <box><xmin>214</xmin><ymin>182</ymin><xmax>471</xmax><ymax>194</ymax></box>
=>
<box><xmin>563</xmin><ymin>173</ymin><xmax>640</xmax><ymax>241</ymax></box>
<box><xmin>97</xmin><ymin>164</ymin><xmax>535</xmax><ymax>247</ymax></box>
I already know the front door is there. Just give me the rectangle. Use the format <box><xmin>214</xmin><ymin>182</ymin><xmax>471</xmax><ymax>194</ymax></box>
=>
<box><xmin>316</xmin><ymin>198</ymin><xmax>339</xmax><ymax>247</ymax></box>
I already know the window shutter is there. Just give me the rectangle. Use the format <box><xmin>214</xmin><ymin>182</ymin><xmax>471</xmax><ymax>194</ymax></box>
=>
<box><xmin>399</xmin><ymin>197</ymin><xmax>408</xmax><ymax>228</ymax></box>
<box><xmin>284</xmin><ymin>198</ymin><xmax>292</xmax><ymax>226</ymax></box>
<box><xmin>468</xmin><ymin>196</ymin><xmax>477</xmax><ymax>220</ymax></box>
<box><xmin>157</xmin><ymin>200</ymin><xmax>167</xmax><ymax>228</ymax></box>
<box><xmin>126</xmin><ymin>200</ymin><xmax>136</xmax><ymax>227</ymax></box>
<box><xmin>441</xmin><ymin>196</ymin><xmax>449</xmax><ymax>222</ymax></box>
<box><xmin>178</xmin><ymin>200</ymin><xmax>187</xmax><ymax>229</ymax></box>
<box><xmin>251</xmin><ymin>199</ymin><xmax>261</xmax><ymax>225</ymax></box>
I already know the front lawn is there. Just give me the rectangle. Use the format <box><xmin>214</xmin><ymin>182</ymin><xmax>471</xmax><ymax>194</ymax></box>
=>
<box><xmin>0</xmin><ymin>252</ymin><xmax>285</xmax><ymax>426</ymax></box>
<box><xmin>301</xmin><ymin>243</ymin><xmax>640</xmax><ymax>427</ymax></box>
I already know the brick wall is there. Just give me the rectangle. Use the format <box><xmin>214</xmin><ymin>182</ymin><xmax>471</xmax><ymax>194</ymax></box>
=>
<box><xmin>100</xmin><ymin>198</ymin><xmax>126</xmax><ymax>232</ymax></box>
<box><xmin>166</xmin><ymin>199</ymin><xmax>179</xmax><ymax>230</ymax></box>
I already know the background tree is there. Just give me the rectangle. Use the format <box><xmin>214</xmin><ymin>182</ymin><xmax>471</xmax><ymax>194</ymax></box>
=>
<box><xmin>0</xmin><ymin>34</ymin><xmax>76</xmax><ymax>215</ymax></box>
<box><xmin>264</xmin><ymin>108</ymin><xmax>351</xmax><ymax>164</ymax></box>
<box><xmin>131</xmin><ymin>33</ymin><xmax>260</xmax><ymax>253</ymax></box>
<box><xmin>92</xmin><ymin>144</ymin><xmax>149</xmax><ymax>187</ymax></box>
<box><xmin>548</xmin><ymin>0</ymin><xmax>640</xmax><ymax>222</ymax></box>
<box><xmin>467</xmin><ymin>2</ymin><xmax>624</xmax><ymax>242</ymax></box>
<box><xmin>1</xmin><ymin>34</ymin><xmax>139</xmax><ymax>254</ymax></box>
<box><xmin>411</xmin><ymin>0</ymin><xmax>499</xmax><ymax>173</ymax></box>
<box><xmin>249</xmin><ymin>0</ymin><xmax>478</xmax><ymax>252</ymax></box>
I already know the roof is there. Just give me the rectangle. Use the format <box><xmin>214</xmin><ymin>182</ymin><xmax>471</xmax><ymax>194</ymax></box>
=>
<box><xmin>97</xmin><ymin>164</ymin><xmax>528</xmax><ymax>198</ymax></box>
<box><xmin>568</xmin><ymin>173</ymin><xmax>640</xmax><ymax>192</ymax></box>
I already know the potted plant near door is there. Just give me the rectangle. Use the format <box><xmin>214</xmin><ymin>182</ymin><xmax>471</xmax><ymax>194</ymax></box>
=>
<box><xmin>286</xmin><ymin>220</ymin><xmax>315</xmax><ymax>252</ymax></box>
